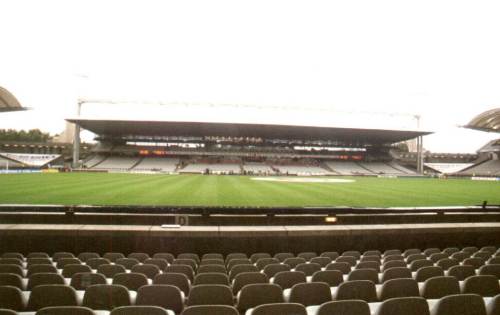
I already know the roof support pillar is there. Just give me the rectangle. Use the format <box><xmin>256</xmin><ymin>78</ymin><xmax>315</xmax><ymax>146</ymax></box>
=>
<box><xmin>72</xmin><ymin>101</ymin><xmax>82</xmax><ymax>168</ymax></box>
<box><xmin>416</xmin><ymin>135</ymin><xmax>424</xmax><ymax>174</ymax></box>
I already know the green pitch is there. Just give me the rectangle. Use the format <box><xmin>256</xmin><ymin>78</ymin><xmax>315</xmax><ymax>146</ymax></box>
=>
<box><xmin>1</xmin><ymin>173</ymin><xmax>499</xmax><ymax>207</ymax></box>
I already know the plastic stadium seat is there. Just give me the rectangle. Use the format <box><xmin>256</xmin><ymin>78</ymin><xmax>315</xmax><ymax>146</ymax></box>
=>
<box><xmin>375</xmin><ymin>297</ymin><xmax>430</xmax><ymax>315</ymax></box>
<box><xmin>297</xmin><ymin>252</ymin><xmax>317</xmax><ymax>261</ymax></box>
<box><xmin>70</xmin><ymin>272</ymin><xmax>107</xmax><ymax>290</ymax></box>
<box><xmin>227</xmin><ymin>259</ymin><xmax>252</xmax><ymax>270</ymax></box>
<box><xmin>0</xmin><ymin>286</ymin><xmax>24</xmax><ymax>311</ymax></box>
<box><xmin>415</xmin><ymin>266</ymin><xmax>445</xmax><ymax>282</ymax></box>
<box><xmin>274</xmin><ymin>252</ymin><xmax>295</xmax><ymax>262</ymax></box>
<box><xmin>247</xmin><ymin>302</ymin><xmax>306</xmax><ymax>315</ymax></box>
<box><xmin>356</xmin><ymin>261</ymin><xmax>380</xmax><ymax>272</ymax></box>
<box><xmin>480</xmin><ymin>246</ymin><xmax>497</xmax><ymax>254</ymax></box>
<box><xmin>336</xmin><ymin>256</ymin><xmax>357</xmax><ymax>267</ymax></box>
<box><xmin>178</xmin><ymin>253</ymin><xmax>200</xmax><ymax>264</ymax></box>
<box><xmin>154</xmin><ymin>273</ymin><xmax>191</xmax><ymax>296</ymax></box>
<box><xmin>113</xmin><ymin>272</ymin><xmax>149</xmax><ymax>291</ymax></box>
<box><xmin>314</xmin><ymin>300</ymin><xmax>370</xmax><ymax>315</ymax></box>
<box><xmin>262</xmin><ymin>263</ymin><xmax>290</xmax><ymax>278</ymax></box>
<box><xmin>202</xmin><ymin>253</ymin><xmax>224</xmax><ymax>261</ymax></box>
<box><xmin>381</xmin><ymin>267</ymin><xmax>412</xmax><ymax>282</ymax></box>
<box><xmin>335</xmin><ymin>280</ymin><xmax>378</xmax><ymax>302</ymax></box>
<box><xmin>229</xmin><ymin>264</ymin><xmax>259</xmax><ymax>281</ymax></box>
<box><xmin>143</xmin><ymin>258</ymin><xmax>169</xmax><ymax>270</ymax></box>
<box><xmin>488</xmin><ymin>257</ymin><xmax>500</xmax><ymax>265</ymax></box>
<box><xmin>56</xmin><ymin>258</ymin><xmax>82</xmax><ymax>269</ymax></box>
<box><xmin>152</xmin><ymin>253</ymin><xmax>175</xmax><ymax>264</ymax></box>
<box><xmin>364</xmin><ymin>250</ymin><xmax>382</xmax><ymax>257</ymax></box>
<box><xmin>200</xmin><ymin>259</ymin><xmax>225</xmax><ymax>267</ymax></box>
<box><xmin>0</xmin><ymin>265</ymin><xmax>23</xmax><ymax>277</ymax></box>
<box><xmin>194</xmin><ymin>272</ymin><xmax>230</xmax><ymax>286</ymax></box>
<box><xmin>0</xmin><ymin>273</ymin><xmax>23</xmax><ymax>289</ymax></box>
<box><xmin>85</xmin><ymin>257</ymin><xmax>111</xmax><ymax>269</ymax></box>
<box><xmin>27</xmin><ymin>252</ymin><xmax>50</xmax><ymax>259</ymax></box>
<box><xmin>225</xmin><ymin>253</ymin><xmax>247</xmax><ymax>265</ymax></box>
<box><xmin>82</xmin><ymin>284</ymin><xmax>131</xmax><ymax>310</ymax></box>
<box><xmin>250</xmin><ymin>253</ymin><xmax>271</xmax><ymax>264</ymax></box>
<box><xmin>463</xmin><ymin>275</ymin><xmax>500</xmax><ymax>297</ymax></box>
<box><xmin>437</xmin><ymin>258</ymin><xmax>460</xmax><ymax>270</ymax></box>
<box><xmin>97</xmin><ymin>264</ymin><xmax>127</xmax><ymax>278</ymax></box>
<box><xmin>181</xmin><ymin>305</ymin><xmax>239</xmax><ymax>315</ymax></box>
<box><xmin>255</xmin><ymin>258</ymin><xmax>280</xmax><ymax>270</ymax></box>
<box><xmin>28</xmin><ymin>273</ymin><xmax>65</xmax><ymax>290</ymax></box>
<box><xmin>288</xmin><ymin>282</ymin><xmax>331</xmax><ymax>306</ymax></box>
<box><xmin>294</xmin><ymin>263</ymin><xmax>321</xmax><ymax>277</ymax></box>
<box><xmin>486</xmin><ymin>294</ymin><xmax>500</xmax><ymax>315</ymax></box>
<box><xmin>383</xmin><ymin>255</ymin><xmax>405</xmax><ymax>263</ymax></box>
<box><xmin>0</xmin><ymin>258</ymin><xmax>23</xmax><ymax>267</ymax></box>
<box><xmin>0</xmin><ymin>309</ymin><xmax>18</xmax><ymax>315</ymax></box>
<box><xmin>423</xmin><ymin>248</ymin><xmax>441</xmax><ymax>256</ymax></box>
<box><xmin>1</xmin><ymin>253</ymin><xmax>24</xmax><ymax>260</ymax></box>
<box><xmin>27</xmin><ymin>258</ymin><xmax>52</xmax><ymax>266</ymax></box>
<box><xmin>310</xmin><ymin>257</ymin><xmax>332</xmax><ymax>267</ymax></box>
<box><xmin>450</xmin><ymin>252</ymin><xmax>470</xmax><ymax>262</ymax></box>
<box><xmin>131</xmin><ymin>264</ymin><xmax>161</xmax><ymax>279</ymax></box>
<box><xmin>409</xmin><ymin>259</ymin><xmax>434</xmax><ymax>272</ymax></box>
<box><xmin>429</xmin><ymin>253</ymin><xmax>448</xmax><ymax>263</ymax></box>
<box><xmin>320</xmin><ymin>251</ymin><xmax>339</xmax><ymax>260</ymax></box>
<box><xmin>128</xmin><ymin>253</ymin><xmax>150</xmax><ymax>262</ymax></box>
<box><xmin>462</xmin><ymin>247</ymin><xmax>479</xmax><ymax>254</ymax></box>
<box><xmin>136</xmin><ymin>284</ymin><xmax>184</xmax><ymax>314</ymax></box>
<box><xmin>197</xmin><ymin>264</ymin><xmax>227</xmax><ymax>274</ymax></box>
<box><xmin>232</xmin><ymin>272</ymin><xmax>268</xmax><ymax>294</ymax></box>
<box><xmin>103</xmin><ymin>252</ymin><xmax>126</xmax><ymax>262</ymax></box>
<box><xmin>272</xmin><ymin>271</ymin><xmax>306</xmax><ymax>290</ymax></box>
<box><xmin>442</xmin><ymin>247</ymin><xmax>460</xmax><ymax>256</ymax></box>
<box><xmin>110</xmin><ymin>306</ymin><xmax>174</xmax><ymax>315</ymax></box>
<box><xmin>187</xmin><ymin>284</ymin><xmax>234</xmax><ymax>306</ymax></box>
<box><xmin>173</xmin><ymin>259</ymin><xmax>198</xmax><ymax>271</ymax></box>
<box><xmin>421</xmin><ymin>276</ymin><xmax>460</xmax><ymax>299</ymax></box>
<box><xmin>35</xmin><ymin>306</ymin><xmax>95</xmax><ymax>315</ymax></box>
<box><xmin>406</xmin><ymin>254</ymin><xmax>427</xmax><ymax>264</ymax></box>
<box><xmin>52</xmin><ymin>252</ymin><xmax>75</xmax><ymax>261</ymax></box>
<box><xmin>236</xmin><ymin>283</ymin><xmax>284</xmax><ymax>312</ymax></box>
<box><xmin>325</xmin><ymin>262</ymin><xmax>351</xmax><ymax>274</ymax></box>
<box><xmin>382</xmin><ymin>260</ymin><xmax>407</xmax><ymax>271</ymax></box>
<box><xmin>164</xmin><ymin>265</ymin><xmax>195</xmax><ymax>282</ymax></box>
<box><xmin>379</xmin><ymin>278</ymin><xmax>420</xmax><ymax>300</ymax></box>
<box><xmin>282</xmin><ymin>257</ymin><xmax>307</xmax><ymax>269</ymax></box>
<box><xmin>383</xmin><ymin>250</ymin><xmax>402</xmax><ymax>257</ymax></box>
<box><xmin>27</xmin><ymin>284</ymin><xmax>78</xmax><ymax>311</ymax></box>
<box><xmin>430</xmin><ymin>294</ymin><xmax>486</xmax><ymax>315</ymax></box>
<box><xmin>311</xmin><ymin>270</ymin><xmax>343</xmax><ymax>287</ymax></box>
<box><xmin>447</xmin><ymin>265</ymin><xmax>476</xmax><ymax>281</ymax></box>
<box><xmin>479</xmin><ymin>264</ymin><xmax>500</xmax><ymax>279</ymax></box>
<box><xmin>475</xmin><ymin>252</ymin><xmax>494</xmax><ymax>260</ymax></box>
<box><xmin>62</xmin><ymin>264</ymin><xmax>92</xmax><ymax>278</ymax></box>
<box><xmin>463</xmin><ymin>257</ymin><xmax>486</xmax><ymax>269</ymax></box>
<box><xmin>403</xmin><ymin>249</ymin><xmax>421</xmax><ymax>258</ymax></box>
<box><xmin>360</xmin><ymin>255</ymin><xmax>381</xmax><ymax>263</ymax></box>
<box><xmin>77</xmin><ymin>252</ymin><xmax>100</xmax><ymax>262</ymax></box>
<box><xmin>347</xmin><ymin>268</ymin><xmax>379</xmax><ymax>283</ymax></box>
<box><xmin>342</xmin><ymin>251</ymin><xmax>361</xmax><ymax>259</ymax></box>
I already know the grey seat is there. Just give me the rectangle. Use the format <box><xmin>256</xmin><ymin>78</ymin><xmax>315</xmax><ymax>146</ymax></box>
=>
<box><xmin>97</xmin><ymin>264</ymin><xmax>127</xmax><ymax>278</ymax></box>
<box><xmin>335</xmin><ymin>280</ymin><xmax>378</xmax><ymax>302</ymax></box>
<box><xmin>62</xmin><ymin>264</ymin><xmax>92</xmax><ymax>278</ymax></box>
<box><xmin>272</xmin><ymin>271</ymin><xmax>306</xmax><ymax>290</ymax></box>
<box><xmin>152</xmin><ymin>253</ymin><xmax>175</xmax><ymax>264</ymax></box>
<box><xmin>178</xmin><ymin>253</ymin><xmax>200</xmax><ymax>264</ymax></box>
<box><xmin>143</xmin><ymin>258</ymin><xmax>169</xmax><ymax>270</ymax></box>
<box><xmin>227</xmin><ymin>259</ymin><xmax>252</xmax><ymax>271</ymax></box>
<box><xmin>274</xmin><ymin>253</ymin><xmax>295</xmax><ymax>262</ymax></box>
<box><xmin>70</xmin><ymin>272</ymin><xmax>107</xmax><ymax>290</ymax></box>
<box><xmin>27</xmin><ymin>264</ymin><xmax>58</xmax><ymax>276</ymax></box>
<box><xmin>200</xmin><ymin>259</ymin><xmax>225</xmax><ymax>267</ymax></box>
<box><xmin>115</xmin><ymin>258</ymin><xmax>141</xmax><ymax>270</ymax></box>
<box><xmin>325</xmin><ymin>262</ymin><xmax>351</xmax><ymax>274</ymax></box>
<box><xmin>35</xmin><ymin>306</ymin><xmax>95</xmax><ymax>315</ymax></box>
<box><xmin>310</xmin><ymin>257</ymin><xmax>332</xmax><ymax>267</ymax></box>
<box><xmin>363</xmin><ymin>250</ymin><xmax>382</xmax><ymax>257</ymax></box>
<box><xmin>463</xmin><ymin>275</ymin><xmax>500</xmax><ymax>297</ymax></box>
<box><xmin>181</xmin><ymin>305</ymin><xmax>239</xmax><ymax>315</ymax></box>
<box><xmin>450</xmin><ymin>252</ymin><xmax>470</xmax><ymax>262</ymax></box>
<box><xmin>0</xmin><ymin>258</ymin><xmax>23</xmax><ymax>267</ymax></box>
<box><xmin>0</xmin><ymin>264</ymin><xmax>24</xmax><ymax>277</ymax></box>
<box><xmin>383</xmin><ymin>250</ymin><xmax>402</xmax><ymax>257</ymax></box>
<box><xmin>51</xmin><ymin>252</ymin><xmax>75</xmax><ymax>261</ymax></box>
<box><xmin>315</xmin><ymin>300</ymin><xmax>370</xmax><ymax>315</ymax></box>
<box><xmin>86</xmin><ymin>258</ymin><xmax>111</xmax><ymax>269</ymax></box>
<box><xmin>248</xmin><ymin>302</ymin><xmax>306</xmax><ymax>315</ymax></box>
<box><xmin>379</xmin><ymin>278</ymin><xmax>420</xmax><ymax>300</ymax></box>
<box><xmin>255</xmin><ymin>258</ymin><xmax>279</xmax><ymax>270</ymax></box>
<box><xmin>336</xmin><ymin>256</ymin><xmax>357</xmax><ymax>267</ymax></box>
<box><xmin>343</xmin><ymin>251</ymin><xmax>361</xmax><ymax>259</ymax></box>
<box><xmin>479</xmin><ymin>264</ymin><xmax>500</xmax><ymax>279</ymax></box>
<box><xmin>27</xmin><ymin>284</ymin><xmax>78</xmax><ymax>311</ymax></box>
<box><xmin>113</xmin><ymin>272</ymin><xmax>149</xmax><ymax>291</ymax></box>
<box><xmin>311</xmin><ymin>270</ymin><xmax>343</xmax><ymax>287</ymax></box>
<box><xmin>403</xmin><ymin>249</ymin><xmax>421</xmax><ymax>257</ymax></box>
<box><xmin>236</xmin><ymin>283</ymin><xmax>284</xmax><ymax>312</ymax></box>
<box><xmin>381</xmin><ymin>267</ymin><xmax>412</xmax><ymax>282</ymax></box>
<box><xmin>415</xmin><ymin>266</ymin><xmax>444</xmax><ymax>282</ymax></box>
<box><xmin>77</xmin><ymin>252</ymin><xmax>100</xmax><ymax>262</ymax></box>
<box><xmin>409</xmin><ymin>259</ymin><xmax>433</xmax><ymax>271</ymax></box>
<box><xmin>463</xmin><ymin>257</ymin><xmax>486</xmax><ymax>269</ymax></box>
<box><xmin>423</xmin><ymin>248</ymin><xmax>441</xmax><ymax>256</ymax></box>
<box><xmin>283</xmin><ymin>258</ymin><xmax>307</xmax><ymax>269</ymax></box>
<box><xmin>347</xmin><ymin>268</ymin><xmax>379</xmax><ymax>283</ymax></box>
<box><xmin>356</xmin><ymin>261</ymin><xmax>380</xmax><ymax>272</ymax></box>
<box><xmin>375</xmin><ymin>297</ymin><xmax>430</xmax><ymax>315</ymax></box>
<box><xmin>201</xmin><ymin>253</ymin><xmax>224</xmax><ymax>261</ymax></box>
<box><xmin>0</xmin><ymin>310</ymin><xmax>17</xmax><ymax>315</ymax></box>
<box><xmin>225</xmin><ymin>253</ymin><xmax>248</xmax><ymax>265</ymax></box>
<box><xmin>382</xmin><ymin>260</ymin><xmax>407</xmax><ymax>271</ymax></box>
<box><xmin>447</xmin><ymin>265</ymin><xmax>476</xmax><ymax>281</ymax></box>
<box><xmin>187</xmin><ymin>284</ymin><xmax>234</xmax><ymax>306</ymax></box>
<box><xmin>26</xmin><ymin>258</ymin><xmax>52</xmax><ymax>266</ymax></box>
<box><xmin>297</xmin><ymin>252</ymin><xmax>317</xmax><ymax>261</ymax></box>
<box><xmin>294</xmin><ymin>263</ymin><xmax>321</xmax><ymax>276</ymax></box>
<box><xmin>442</xmin><ymin>247</ymin><xmax>460</xmax><ymax>256</ymax></box>
<box><xmin>27</xmin><ymin>252</ymin><xmax>50</xmax><ymax>259</ymax></box>
<box><xmin>165</xmin><ymin>265</ymin><xmax>195</xmax><ymax>282</ymax></box>
<box><xmin>110</xmin><ymin>306</ymin><xmax>174</xmax><ymax>315</ymax></box>
<box><xmin>193</xmin><ymin>272</ymin><xmax>230</xmax><ymax>286</ymax></box>
<box><xmin>262</xmin><ymin>263</ymin><xmax>290</xmax><ymax>278</ymax></box>
<box><xmin>82</xmin><ymin>284</ymin><xmax>131</xmax><ymax>310</ymax></box>
<box><xmin>1</xmin><ymin>253</ymin><xmax>24</xmax><ymax>260</ymax></box>
<box><xmin>430</xmin><ymin>293</ymin><xmax>486</xmax><ymax>315</ymax></box>
<box><xmin>197</xmin><ymin>264</ymin><xmax>227</xmax><ymax>274</ymax></box>
<box><xmin>320</xmin><ymin>251</ymin><xmax>339</xmax><ymax>260</ymax></box>
<box><xmin>56</xmin><ymin>258</ymin><xmax>82</xmax><ymax>269</ymax></box>
<box><xmin>103</xmin><ymin>252</ymin><xmax>125</xmax><ymax>262</ymax></box>
<box><xmin>250</xmin><ymin>253</ymin><xmax>272</xmax><ymax>264</ymax></box>
<box><xmin>462</xmin><ymin>247</ymin><xmax>479</xmax><ymax>254</ymax></box>
<box><xmin>128</xmin><ymin>253</ymin><xmax>150</xmax><ymax>262</ymax></box>
<box><xmin>288</xmin><ymin>282</ymin><xmax>332</xmax><ymax>306</ymax></box>
<box><xmin>436</xmin><ymin>258</ymin><xmax>459</xmax><ymax>270</ymax></box>
<box><xmin>0</xmin><ymin>286</ymin><xmax>24</xmax><ymax>311</ymax></box>
<box><xmin>231</xmin><ymin>272</ymin><xmax>268</xmax><ymax>294</ymax></box>
<box><xmin>406</xmin><ymin>254</ymin><xmax>427</xmax><ymax>264</ymax></box>
<box><xmin>383</xmin><ymin>255</ymin><xmax>405</xmax><ymax>264</ymax></box>
<box><xmin>136</xmin><ymin>284</ymin><xmax>184</xmax><ymax>314</ymax></box>
<box><xmin>131</xmin><ymin>264</ymin><xmax>161</xmax><ymax>279</ymax></box>
<box><xmin>421</xmin><ymin>276</ymin><xmax>460</xmax><ymax>299</ymax></box>
<box><xmin>0</xmin><ymin>273</ymin><xmax>23</xmax><ymax>289</ymax></box>
<box><xmin>229</xmin><ymin>264</ymin><xmax>259</xmax><ymax>281</ymax></box>
<box><xmin>154</xmin><ymin>273</ymin><xmax>191</xmax><ymax>296</ymax></box>
<box><xmin>28</xmin><ymin>273</ymin><xmax>65</xmax><ymax>290</ymax></box>
<box><xmin>173</xmin><ymin>259</ymin><xmax>198</xmax><ymax>271</ymax></box>
<box><xmin>429</xmin><ymin>253</ymin><xmax>448</xmax><ymax>263</ymax></box>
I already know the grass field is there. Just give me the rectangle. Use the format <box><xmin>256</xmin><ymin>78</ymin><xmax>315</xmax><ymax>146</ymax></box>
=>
<box><xmin>0</xmin><ymin>173</ymin><xmax>499</xmax><ymax>207</ymax></box>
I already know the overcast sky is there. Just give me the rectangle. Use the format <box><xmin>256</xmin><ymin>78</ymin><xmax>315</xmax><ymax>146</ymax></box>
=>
<box><xmin>1</xmin><ymin>0</ymin><xmax>499</xmax><ymax>153</ymax></box>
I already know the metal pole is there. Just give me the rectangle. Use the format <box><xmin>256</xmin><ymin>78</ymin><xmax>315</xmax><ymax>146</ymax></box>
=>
<box><xmin>72</xmin><ymin>101</ymin><xmax>82</xmax><ymax>168</ymax></box>
<box><xmin>419</xmin><ymin>135</ymin><xmax>424</xmax><ymax>174</ymax></box>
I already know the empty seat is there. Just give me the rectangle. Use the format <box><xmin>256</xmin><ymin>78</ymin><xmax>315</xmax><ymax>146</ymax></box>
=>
<box><xmin>202</xmin><ymin>253</ymin><xmax>224</xmax><ymax>261</ymax></box>
<box><xmin>178</xmin><ymin>253</ymin><xmax>200</xmax><ymax>264</ymax></box>
<box><xmin>474</xmin><ymin>252</ymin><xmax>493</xmax><ymax>260</ymax></box>
<box><xmin>153</xmin><ymin>253</ymin><xmax>175</xmax><ymax>264</ymax></box>
<box><xmin>28</xmin><ymin>273</ymin><xmax>65</xmax><ymax>290</ymax></box>
<box><xmin>364</xmin><ymin>250</ymin><xmax>382</xmax><ymax>257</ymax></box>
<box><xmin>232</xmin><ymin>272</ymin><xmax>268</xmax><ymax>294</ymax></box>
<box><xmin>28</xmin><ymin>265</ymin><xmax>58</xmax><ymax>278</ymax></box>
<box><xmin>136</xmin><ymin>284</ymin><xmax>184</xmax><ymax>314</ymax></box>
<box><xmin>52</xmin><ymin>252</ymin><xmax>75</xmax><ymax>261</ymax></box>
<box><xmin>262</xmin><ymin>263</ymin><xmax>290</xmax><ymax>278</ymax></box>
<box><xmin>0</xmin><ymin>258</ymin><xmax>23</xmax><ymax>267</ymax></box>
<box><xmin>382</xmin><ymin>267</ymin><xmax>412</xmax><ymax>282</ymax></box>
<box><xmin>450</xmin><ymin>252</ymin><xmax>470</xmax><ymax>262</ymax></box>
<box><xmin>383</xmin><ymin>255</ymin><xmax>405</xmax><ymax>263</ymax></box>
<box><xmin>131</xmin><ymin>264</ymin><xmax>161</xmax><ymax>279</ymax></box>
<box><xmin>255</xmin><ymin>258</ymin><xmax>280</xmax><ymax>270</ymax></box>
<box><xmin>128</xmin><ymin>253</ymin><xmax>150</xmax><ymax>262</ymax></box>
<box><xmin>379</xmin><ymin>278</ymin><xmax>420</xmax><ymax>300</ymax></box>
<box><xmin>294</xmin><ymin>263</ymin><xmax>321</xmax><ymax>277</ymax></box>
<box><xmin>314</xmin><ymin>300</ymin><xmax>370</xmax><ymax>315</ymax></box>
<box><xmin>289</xmin><ymin>282</ymin><xmax>332</xmax><ymax>306</ymax></box>
<box><xmin>227</xmin><ymin>259</ymin><xmax>252</xmax><ymax>271</ymax></box>
<box><xmin>384</xmin><ymin>250</ymin><xmax>402</xmax><ymax>257</ymax></box>
<box><xmin>247</xmin><ymin>302</ymin><xmax>306</xmax><ymax>315</ymax></box>
<box><xmin>200</xmin><ymin>259</ymin><xmax>225</xmax><ymax>266</ymax></box>
<box><xmin>197</xmin><ymin>264</ymin><xmax>227</xmax><ymax>274</ymax></box>
<box><xmin>360</xmin><ymin>255</ymin><xmax>381</xmax><ymax>263</ymax></box>
<box><xmin>437</xmin><ymin>258</ymin><xmax>460</xmax><ymax>270</ymax></box>
<box><xmin>194</xmin><ymin>272</ymin><xmax>230</xmax><ymax>286</ymax></box>
<box><xmin>479</xmin><ymin>264</ymin><xmax>500</xmax><ymax>279</ymax></box>
<box><xmin>103</xmin><ymin>252</ymin><xmax>125</xmax><ymax>262</ymax></box>
<box><xmin>274</xmin><ymin>252</ymin><xmax>295</xmax><ymax>262</ymax></box>
<box><xmin>347</xmin><ymin>268</ymin><xmax>379</xmax><ymax>283</ymax></box>
<box><xmin>336</xmin><ymin>256</ymin><xmax>357</xmax><ymax>267</ymax></box>
<box><xmin>187</xmin><ymin>284</ymin><xmax>234</xmax><ymax>306</ymax></box>
<box><xmin>110</xmin><ymin>305</ymin><xmax>174</xmax><ymax>315</ymax></box>
<box><xmin>250</xmin><ymin>253</ymin><xmax>271</xmax><ymax>264</ymax></box>
<box><xmin>310</xmin><ymin>257</ymin><xmax>332</xmax><ymax>267</ymax></box>
<box><xmin>415</xmin><ymin>266</ymin><xmax>445</xmax><ymax>282</ymax></box>
<box><xmin>382</xmin><ymin>260</ymin><xmax>407</xmax><ymax>271</ymax></box>
<box><xmin>462</xmin><ymin>247</ymin><xmax>479</xmax><ymax>254</ymax></box>
<box><xmin>325</xmin><ymin>262</ymin><xmax>351</xmax><ymax>274</ymax></box>
<box><xmin>429</xmin><ymin>253</ymin><xmax>448</xmax><ymax>263</ymax></box>
<box><xmin>62</xmin><ymin>264</ymin><xmax>92</xmax><ymax>278</ymax></box>
<box><xmin>1</xmin><ymin>253</ymin><xmax>23</xmax><ymax>260</ymax></box>
<box><xmin>0</xmin><ymin>274</ymin><xmax>22</xmax><ymax>289</ymax></box>
<box><xmin>480</xmin><ymin>246</ymin><xmax>497</xmax><ymax>254</ymax></box>
<box><xmin>113</xmin><ymin>272</ymin><xmax>149</xmax><ymax>291</ymax></box>
<box><xmin>430</xmin><ymin>293</ymin><xmax>486</xmax><ymax>315</ymax></box>
<box><xmin>297</xmin><ymin>252</ymin><xmax>317</xmax><ymax>261</ymax></box>
<box><xmin>173</xmin><ymin>259</ymin><xmax>198</xmax><ymax>271</ymax></box>
<box><xmin>442</xmin><ymin>247</ymin><xmax>460</xmax><ymax>255</ymax></box>
<box><xmin>407</xmin><ymin>254</ymin><xmax>427</xmax><ymax>264</ymax></box>
<box><xmin>165</xmin><ymin>265</ymin><xmax>195</xmax><ymax>282</ymax></box>
<box><xmin>272</xmin><ymin>271</ymin><xmax>306</xmax><ymax>290</ymax></box>
<box><xmin>27</xmin><ymin>252</ymin><xmax>50</xmax><ymax>259</ymax></box>
<box><xmin>112</xmin><ymin>258</ymin><xmax>141</xmax><ymax>270</ymax></box>
<box><xmin>424</xmin><ymin>248</ymin><xmax>441</xmax><ymax>256</ymax></box>
<box><xmin>56</xmin><ymin>258</ymin><xmax>82</xmax><ymax>269</ymax></box>
<box><xmin>342</xmin><ymin>251</ymin><xmax>361</xmax><ymax>259</ymax></box>
<box><xmin>27</xmin><ymin>284</ymin><xmax>78</xmax><ymax>311</ymax></box>
<box><xmin>0</xmin><ymin>286</ymin><xmax>24</xmax><ymax>311</ymax></box>
<box><xmin>0</xmin><ymin>265</ymin><xmax>23</xmax><ymax>277</ymax></box>
<box><xmin>403</xmin><ymin>249</ymin><xmax>421</xmax><ymax>258</ymax></box>
<box><xmin>463</xmin><ymin>257</ymin><xmax>486</xmax><ymax>269</ymax></box>
<box><xmin>237</xmin><ymin>283</ymin><xmax>284</xmax><ymax>312</ymax></box>
<box><xmin>27</xmin><ymin>258</ymin><xmax>52</xmax><ymax>266</ymax></box>
<box><xmin>409</xmin><ymin>259</ymin><xmax>434</xmax><ymax>272</ymax></box>
<box><xmin>82</xmin><ymin>284</ymin><xmax>131</xmax><ymax>310</ymax></box>
<box><xmin>335</xmin><ymin>280</ymin><xmax>378</xmax><ymax>302</ymax></box>
<box><xmin>181</xmin><ymin>305</ymin><xmax>238</xmax><ymax>315</ymax></box>
<box><xmin>225</xmin><ymin>253</ymin><xmax>247</xmax><ymax>265</ymax></box>
<box><xmin>77</xmin><ymin>252</ymin><xmax>100</xmax><ymax>262</ymax></box>
<box><xmin>97</xmin><ymin>264</ymin><xmax>127</xmax><ymax>278</ymax></box>
<box><xmin>375</xmin><ymin>297</ymin><xmax>430</xmax><ymax>315</ymax></box>
<box><xmin>488</xmin><ymin>257</ymin><xmax>500</xmax><ymax>265</ymax></box>
<box><xmin>70</xmin><ymin>272</ymin><xmax>107</xmax><ymax>290</ymax></box>
<box><xmin>36</xmin><ymin>306</ymin><xmax>95</xmax><ymax>315</ymax></box>
<box><xmin>463</xmin><ymin>275</ymin><xmax>500</xmax><ymax>297</ymax></box>
<box><xmin>229</xmin><ymin>264</ymin><xmax>258</xmax><ymax>281</ymax></box>
<box><xmin>283</xmin><ymin>257</ymin><xmax>307</xmax><ymax>269</ymax></box>
<box><xmin>154</xmin><ymin>273</ymin><xmax>191</xmax><ymax>296</ymax></box>
<box><xmin>421</xmin><ymin>276</ymin><xmax>460</xmax><ymax>299</ymax></box>
<box><xmin>311</xmin><ymin>270</ymin><xmax>343</xmax><ymax>287</ymax></box>
<box><xmin>447</xmin><ymin>265</ymin><xmax>476</xmax><ymax>281</ymax></box>
<box><xmin>320</xmin><ymin>251</ymin><xmax>339</xmax><ymax>260</ymax></box>
<box><xmin>356</xmin><ymin>261</ymin><xmax>380</xmax><ymax>272</ymax></box>
<box><xmin>86</xmin><ymin>258</ymin><xmax>111</xmax><ymax>269</ymax></box>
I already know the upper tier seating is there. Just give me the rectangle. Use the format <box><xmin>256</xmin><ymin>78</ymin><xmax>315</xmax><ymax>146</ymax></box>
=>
<box><xmin>460</xmin><ymin>160</ymin><xmax>500</xmax><ymax>176</ymax></box>
<box><xmin>132</xmin><ymin>158</ymin><xmax>179</xmax><ymax>173</ymax></box>
<box><xmin>92</xmin><ymin>157</ymin><xmax>140</xmax><ymax>171</ymax></box>
<box><xmin>324</xmin><ymin>161</ymin><xmax>373</xmax><ymax>175</ymax></box>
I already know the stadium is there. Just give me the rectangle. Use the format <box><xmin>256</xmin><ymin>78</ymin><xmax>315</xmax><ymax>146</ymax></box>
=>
<box><xmin>1</xmin><ymin>89</ymin><xmax>500</xmax><ymax>314</ymax></box>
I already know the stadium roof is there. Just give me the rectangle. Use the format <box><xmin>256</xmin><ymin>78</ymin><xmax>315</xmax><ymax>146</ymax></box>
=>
<box><xmin>67</xmin><ymin>118</ymin><xmax>431</xmax><ymax>144</ymax></box>
<box><xmin>0</xmin><ymin>87</ymin><xmax>26</xmax><ymax>112</ymax></box>
<box><xmin>464</xmin><ymin>108</ymin><xmax>500</xmax><ymax>133</ymax></box>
